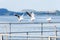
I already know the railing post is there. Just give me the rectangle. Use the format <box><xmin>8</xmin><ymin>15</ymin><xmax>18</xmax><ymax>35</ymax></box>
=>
<box><xmin>9</xmin><ymin>23</ymin><xmax>11</xmax><ymax>34</ymax></box>
<box><xmin>54</xmin><ymin>25</ymin><xmax>57</xmax><ymax>40</ymax></box>
<box><xmin>54</xmin><ymin>25</ymin><xmax>57</xmax><ymax>36</ymax></box>
<box><xmin>9</xmin><ymin>23</ymin><xmax>11</xmax><ymax>40</ymax></box>
<box><xmin>27</xmin><ymin>32</ymin><xmax>28</xmax><ymax>40</ymax></box>
<box><xmin>41</xmin><ymin>23</ymin><xmax>43</xmax><ymax>40</ymax></box>
<box><xmin>2</xmin><ymin>35</ymin><xmax>3</xmax><ymax>40</ymax></box>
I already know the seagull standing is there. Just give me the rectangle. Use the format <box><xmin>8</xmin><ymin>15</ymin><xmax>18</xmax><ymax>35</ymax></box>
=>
<box><xmin>47</xmin><ymin>17</ymin><xmax>52</xmax><ymax>23</ymax></box>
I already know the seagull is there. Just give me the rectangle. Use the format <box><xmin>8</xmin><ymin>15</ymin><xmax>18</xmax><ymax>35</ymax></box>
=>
<box><xmin>47</xmin><ymin>17</ymin><xmax>52</xmax><ymax>23</ymax></box>
<box><xmin>15</xmin><ymin>14</ymin><xmax>24</xmax><ymax>22</ymax></box>
<box><xmin>26</xmin><ymin>12</ymin><xmax>35</xmax><ymax>21</ymax></box>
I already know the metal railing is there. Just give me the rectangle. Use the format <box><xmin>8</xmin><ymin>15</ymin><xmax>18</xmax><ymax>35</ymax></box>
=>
<box><xmin>0</xmin><ymin>22</ymin><xmax>60</xmax><ymax>40</ymax></box>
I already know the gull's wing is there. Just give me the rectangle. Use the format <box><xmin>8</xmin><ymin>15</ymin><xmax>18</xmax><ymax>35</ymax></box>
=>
<box><xmin>26</xmin><ymin>12</ymin><xmax>31</xmax><ymax>17</ymax></box>
<box><xmin>15</xmin><ymin>14</ymin><xmax>24</xmax><ymax>21</ymax></box>
<box><xmin>30</xmin><ymin>12</ymin><xmax>35</xmax><ymax>21</ymax></box>
<box><xmin>15</xmin><ymin>14</ymin><xmax>20</xmax><ymax>18</ymax></box>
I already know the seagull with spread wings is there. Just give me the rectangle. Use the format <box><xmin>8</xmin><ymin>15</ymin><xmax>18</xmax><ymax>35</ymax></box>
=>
<box><xmin>26</xmin><ymin>12</ymin><xmax>35</xmax><ymax>21</ymax></box>
<box><xmin>15</xmin><ymin>14</ymin><xmax>24</xmax><ymax>22</ymax></box>
<box><xmin>15</xmin><ymin>12</ymin><xmax>35</xmax><ymax>22</ymax></box>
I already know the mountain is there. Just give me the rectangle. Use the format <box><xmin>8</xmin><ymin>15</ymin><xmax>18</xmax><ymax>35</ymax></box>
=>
<box><xmin>0</xmin><ymin>8</ymin><xmax>8</xmax><ymax>15</ymax></box>
<box><xmin>0</xmin><ymin>8</ymin><xmax>23</xmax><ymax>16</ymax></box>
<box><xmin>0</xmin><ymin>8</ymin><xmax>60</xmax><ymax>16</ymax></box>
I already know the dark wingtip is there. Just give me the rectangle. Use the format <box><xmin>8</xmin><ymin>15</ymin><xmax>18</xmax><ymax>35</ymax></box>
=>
<box><xmin>14</xmin><ymin>14</ymin><xmax>20</xmax><ymax>18</ymax></box>
<box><xmin>26</xmin><ymin>11</ymin><xmax>31</xmax><ymax>17</ymax></box>
<box><xmin>14</xmin><ymin>14</ymin><xmax>18</xmax><ymax>16</ymax></box>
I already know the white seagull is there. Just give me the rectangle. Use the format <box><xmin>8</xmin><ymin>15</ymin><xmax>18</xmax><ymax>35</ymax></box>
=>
<box><xmin>15</xmin><ymin>14</ymin><xmax>24</xmax><ymax>22</ymax></box>
<box><xmin>47</xmin><ymin>17</ymin><xmax>52</xmax><ymax>22</ymax></box>
<box><xmin>26</xmin><ymin>12</ymin><xmax>35</xmax><ymax>21</ymax></box>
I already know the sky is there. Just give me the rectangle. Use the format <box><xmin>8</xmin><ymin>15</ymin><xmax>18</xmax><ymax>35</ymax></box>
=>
<box><xmin>0</xmin><ymin>0</ymin><xmax>60</xmax><ymax>12</ymax></box>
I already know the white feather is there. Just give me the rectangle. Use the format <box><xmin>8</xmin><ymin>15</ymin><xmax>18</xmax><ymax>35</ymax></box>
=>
<box><xmin>47</xmin><ymin>17</ymin><xmax>51</xmax><ymax>21</ymax></box>
<box><xmin>18</xmin><ymin>15</ymin><xmax>23</xmax><ymax>21</ymax></box>
<box><xmin>30</xmin><ymin>12</ymin><xmax>35</xmax><ymax>21</ymax></box>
